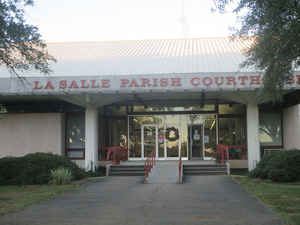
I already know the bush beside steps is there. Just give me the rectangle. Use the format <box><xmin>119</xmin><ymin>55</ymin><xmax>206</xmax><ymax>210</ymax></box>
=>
<box><xmin>0</xmin><ymin>153</ymin><xmax>87</xmax><ymax>185</ymax></box>
<box><xmin>249</xmin><ymin>149</ymin><xmax>300</xmax><ymax>182</ymax></box>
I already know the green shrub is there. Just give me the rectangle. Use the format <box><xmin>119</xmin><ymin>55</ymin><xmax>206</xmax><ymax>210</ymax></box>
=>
<box><xmin>86</xmin><ymin>166</ymin><xmax>106</xmax><ymax>177</ymax></box>
<box><xmin>50</xmin><ymin>168</ymin><xmax>72</xmax><ymax>185</ymax></box>
<box><xmin>249</xmin><ymin>149</ymin><xmax>300</xmax><ymax>182</ymax></box>
<box><xmin>0</xmin><ymin>152</ymin><xmax>86</xmax><ymax>185</ymax></box>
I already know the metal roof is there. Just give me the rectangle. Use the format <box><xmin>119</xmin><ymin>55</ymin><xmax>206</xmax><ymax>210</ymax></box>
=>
<box><xmin>0</xmin><ymin>37</ymin><xmax>255</xmax><ymax>78</ymax></box>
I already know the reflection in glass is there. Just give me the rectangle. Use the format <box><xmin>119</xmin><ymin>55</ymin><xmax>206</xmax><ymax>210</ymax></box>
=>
<box><xmin>66</xmin><ymin>113</ymin><xmax>85</xmax><ymax>149</ymax></box>
<box><xmin>166</xmin><ymin>125</ymin><xmax>180</xmax><ymax>157</ymax></box>
<box><xmin>204</xmin><ymin>120</ymin><xmax>217</xmax><ymax>159</ymax></box>
<box><xmin>143</xmin><ymin>126</ymin><xmax>157</xmax><ymax>157</ymax></box>
<box><xmin>218</xmin><ymin>118</ymin><xmax>246</xmax><ymax>145</ymax></box>
<box><xmin>158</xmin><ymin>127</ymin><xmax>165</xmax><ymax>157</ymax></box>
<box><xmin>219</xmin><ymin>104</ymin><xmax>246</xmax><ymax>115</ymax></box>
<box><xmin>189</xmin><ymin>125</ymin><xmax>203</xmax><ymax>158</ymax></box>
<box><xmin>128</xmin><ymin>114</ymin><xmax>217</xmax><ymax>159</ymax></box>
<box><xmin>259</xmin><ymin>112</ymin><xmax>282</xmax><ymax>146</ymax></box>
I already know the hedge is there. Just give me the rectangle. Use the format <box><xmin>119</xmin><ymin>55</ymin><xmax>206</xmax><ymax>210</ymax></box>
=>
<box><xmin>249</xmin><ymin>149</ymin><xmax>300</xmax><ymax>182</ymax></box>
<box><xmin>0</xmin><ymin>152</ymin><xmax>86</xmax><ymax>185</ymax></box>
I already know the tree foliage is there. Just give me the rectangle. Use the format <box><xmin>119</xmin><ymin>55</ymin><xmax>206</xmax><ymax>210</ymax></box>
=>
<box><xmin>214</xmin><ymin>0</ymin><xmax>300</xmax><ymax>101</ymax></box>
<box><xmin>0</xmin><ymin>0</ymin><xmax>55</xmax><ymax>75</ymax></box>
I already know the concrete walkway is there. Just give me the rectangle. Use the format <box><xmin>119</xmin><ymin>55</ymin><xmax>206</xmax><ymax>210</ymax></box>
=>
<box><xmin>147</xmin><ymin>161</ymin><xmax>179</xmax><ymax>184</ymax></box>
<box><xmin>0</xmin><ymin>176</ymin><xmax>284</xmax><ymax>225</ymax></box>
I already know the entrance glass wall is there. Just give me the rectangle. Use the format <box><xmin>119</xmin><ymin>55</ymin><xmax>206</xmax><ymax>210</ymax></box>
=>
<box><xmin>128</xmin><ymin>114</ymin><xmax>216</xmax><ymax>160</ymax></box>
<box><xmin>64</xmin><ymin>103</ymin><xmax>284</xmax><ymax>163</ymax></box>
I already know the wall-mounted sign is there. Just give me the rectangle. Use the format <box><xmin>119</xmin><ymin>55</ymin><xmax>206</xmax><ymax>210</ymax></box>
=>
<box><xmin>193</xmin><ymin>130</ymin><xmax>200</xmax><ymax>141</ymax></box>
<box><xmin>204</xmin><ymin>135</ymin><xmax>209</xmax><ymax>144</ymax></box>
<box><xmin>6</xmin><ymin>73</ymin><xmax>300</xmax><ymax>94</ymax></box>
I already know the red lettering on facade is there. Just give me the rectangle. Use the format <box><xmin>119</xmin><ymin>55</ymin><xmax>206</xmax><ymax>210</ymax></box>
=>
<box><xmin>287</xmin><ymin>75</ymin><xmax>295</xmax><ymax>84</ymax></box>
<box><xmin>120</xmin><ymin>79</ymin><xmax>129</xmax><ymax>88</ymax></box>
<box><xmin>296</xmin><ymin>75</ymin><xmax>300</xmax><ymax>84</ymax></box>
<box><xmin>69</xmin><ymin>80</ymin><xmax>79</xmax><ymax>89</ymax></box>
<box><xmin>171</xmin><ymin>78</ymin><xmax>181</xmax><ymax>87</ymax></box>
<box><xmin>141</xmin><ymin>78</ymin><xmax>151</xmax><ymax>87</ymax></box>
<box><xmin>214</xmin><ymin>77</ymin><xmax>224</xmax><ymax>86</ymax></box>
<box><xmin>80</xmin><ymin>80</ymin><xmax>89</xmax><ymax>88</ymax></box>
<box><xmin>191</xmin><ymin>77</ymin><xmax>200</xmax><ymax>87</ymax></box>
<box><xmin>91</xmin><ymin>80</ymin><xmax>99</xmax><ymax>88</ymax></box>
<box><xmin>101</xmin><ymin>80</ymin><xmax>110</xmax><ymax>88</ymax></box>
<box><xmin>202</xmin><ymin>77</ymin><xmax>213</xmax><ymax>87</ymax></box>
<box><xmin>250</xmin><ymin>76</ymin><xmax>261</xmax><ymax>85</ymax></box>
<box><xmin>152</xmin><ymin>78</ymin><xmax>158</xmax><ymax>87</ymax></box>
<box><xmin>226</xmin><ymin>76</ymin><xmax>236</xmax><ymax>85</ymax></box>
<box><xmin>33</xmin><ymin>81</ymin><xmax>43</xmax><ymax>89</ymax></box>
<box><xmin>129</xmin><ymin>79</ymin><xmax>139</xmax><ymax>88</ymax></box>
<box><xmin>238</xmin><ymin>76</ymin><xmax>248</xmax><ymax>85</ymax></box>
<box><xmin>160</xmin><ymin>78</ymin><xmax>168</xmax><ymax>87</ymax></box>
<box><xmin>44</xmin><ymin>81</ymin><xmax>54</xmax><ymax>89</ymax></box>
<box><xmin>59</xmin><ymin>80</ymin><xmax>67</xmax><ymax>89</ymax></box>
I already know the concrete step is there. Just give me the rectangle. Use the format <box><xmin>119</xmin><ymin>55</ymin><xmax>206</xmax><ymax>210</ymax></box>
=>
<box><xmin>110</xmin><ymin>171</ymin><xmax>145</xmax><ymax>176</ymax></box>
<box><xmin>109</xmin><ymin>165</ymin><xmax>145</xmax><ymax>176</ymax></box>
<box><xmin>110</xmin><ymin>167</ymin><xmax>145</xmax><ymax>172</ymax></box>
<box><xmin>183</xmin><ymin>167</ymin><xmax>226</xmax><ymax>171</ymax></box>
<box><xmin>183</xmin><ymin>164</ymin><xmax>226</xmax><ymax>168</ymax></box>
<box><xmin>183</xmin><ymin>164</ymin><xmax>227</xmax><ymax>176</ymax></box>
<box><xmin>184</xmin><ymin>171</ymin><xmax>227</xmax><ymax>175</ymax></box>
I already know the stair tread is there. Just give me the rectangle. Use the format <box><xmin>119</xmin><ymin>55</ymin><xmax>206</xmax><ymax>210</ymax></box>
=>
<box><xmin>110</xmin><ymin>168</ymin><xmax>145</xmax><ymax>171</ymax></box>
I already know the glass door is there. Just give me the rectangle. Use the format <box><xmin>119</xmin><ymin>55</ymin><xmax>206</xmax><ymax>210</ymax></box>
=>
<box><xmin>165</xmin><ymin>124</ymin><xmax>181</xmax><ymax>158</ymax></box>
<box><xmin>141</xmin><ymin>125</ymin><xmax>158</xmax><ymax>159</ymax></box>
<box><xmin>189</xmin><ymin>124</ymin><xmax>204</xmax><ymax>159</ymax></box>
<box><xmin>203</xmin><ymin>119</ymin><xmax>217</xmax><ymax>160</ymax></box>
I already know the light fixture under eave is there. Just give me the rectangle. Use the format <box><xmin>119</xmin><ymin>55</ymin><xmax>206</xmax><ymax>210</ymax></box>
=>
<box><xmin>210</xmin><ymin>120</ymin><xmax>216</xmax><ymax>130</ymax></box>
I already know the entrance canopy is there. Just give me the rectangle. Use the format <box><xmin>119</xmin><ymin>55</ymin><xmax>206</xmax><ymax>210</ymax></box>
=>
<box><xmin>0</xmin><ymin>37</ymin><xmax>299</xmax><ymax>107</ymax></box>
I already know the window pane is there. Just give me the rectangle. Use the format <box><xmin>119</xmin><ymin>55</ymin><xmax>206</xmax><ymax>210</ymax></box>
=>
<box><xmin>218</xmin><ymin>118</ymin><xmax>246</xmax><ymax>145</ymax></box>
<box><xmin>67</xmin><ymin>150</ymin><xmax>84</xmax><ymax>158</ymax></box>
<box><xmin>219</xmin><ymin>104</ymin><xmax>246</xmax><ymax>114</ymax></box>
<box><xmin>66</xmin><ymin>113</ymin><xmax>85</xmax><ymax>149</ymax></box>
<box><xmin>259</xmin><ymin>112</ymin><xmax>282</xmax><ymax>146</ymax></box>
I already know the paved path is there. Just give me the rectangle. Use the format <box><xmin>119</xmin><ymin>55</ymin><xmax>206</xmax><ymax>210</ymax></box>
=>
<box><xmin>147</xmin><ymin>161</ymin><xmax>178</xmax><ymax>184</ymax></box>
<box><xmin>0</xmin><ymin>176</ymin><xmax>284</xmax><ymax>225</ymax></box>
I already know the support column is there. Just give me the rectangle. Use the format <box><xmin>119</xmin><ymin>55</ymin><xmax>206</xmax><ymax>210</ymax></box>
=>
<box><xmin>247</xmin><ymin>103</ymin><xmax>260</xmax><ymax>171</ymax></box>
<box><xmin>85</xmin><ymin>107</ymin><xmax>98</xmax><ymax>171</ymax></box>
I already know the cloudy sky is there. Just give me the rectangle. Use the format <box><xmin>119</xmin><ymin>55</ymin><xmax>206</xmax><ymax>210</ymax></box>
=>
<box><xmin>25</xmin><ymin>0</ymin><xmax>237</xmax><ymax>42</ymax></box>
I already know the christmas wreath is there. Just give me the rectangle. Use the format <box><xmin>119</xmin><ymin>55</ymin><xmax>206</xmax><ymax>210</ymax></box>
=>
<box><xmin>165</xmin><ymin>127</ymin><xmax>179</xmax><ymax>142</ymax></box>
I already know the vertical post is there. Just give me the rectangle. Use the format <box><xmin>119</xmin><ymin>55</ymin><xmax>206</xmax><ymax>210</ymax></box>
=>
<box><xmin>85</xmin><ymin>107</ymin><xmax>98</xmax><ymax>172</ymax></box>
<box><xmin>247</xmin><ymin>103</ymin><xmax>260</xmax><ymax>171</ymax></box>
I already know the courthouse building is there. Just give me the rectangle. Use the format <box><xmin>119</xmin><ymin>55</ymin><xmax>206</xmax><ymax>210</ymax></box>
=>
<box><xmin>0</xmin><ymin>38</ymin><xmax>300</xmax><ymax>171</ymax></box>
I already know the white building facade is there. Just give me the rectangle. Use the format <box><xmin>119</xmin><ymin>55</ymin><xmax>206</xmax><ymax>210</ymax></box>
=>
<box><xmin>0</xmin><ymin>38</ymin><xmax>299</xmax><ymax>171</ymax></box>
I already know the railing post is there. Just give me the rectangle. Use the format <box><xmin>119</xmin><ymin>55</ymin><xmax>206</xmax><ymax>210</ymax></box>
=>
<box><xmin>221</xmin><ymin>150</ymin><xmax>224</xmax><ymax>163</ymax></box>
<box><xmin>144</xmin><ymin>149</ymin><xmax>156</xmax><ymax>184</ymax></box>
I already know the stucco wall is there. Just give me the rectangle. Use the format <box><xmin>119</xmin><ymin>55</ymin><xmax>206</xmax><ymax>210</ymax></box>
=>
<box><xmin>0</xmin><ymin>113</ymin><xmax>65</xmax><ymax>158</ymax></box>
<box><xmin>229</xmin><ymin>160</ymin><xmax>248</xmax><ymax>168</ymax></box>
<box><xmin>283</xmin><ymin>105</ymin><xmax>300</xmax><ymax>150</ymax></box>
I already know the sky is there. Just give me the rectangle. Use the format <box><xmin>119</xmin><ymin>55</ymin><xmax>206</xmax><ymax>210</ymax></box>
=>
<box><xmin>25</xmin><ymin>0</ymin><xmax>237</xmax><ymax>42</ymax></box>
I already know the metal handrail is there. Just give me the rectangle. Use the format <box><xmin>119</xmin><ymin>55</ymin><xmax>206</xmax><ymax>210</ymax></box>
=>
<box><xmin>144</xmin><ymin>150</ymin><xmax>156</xmax><ymax>184</ymax></box>
<box><xmin>216</xmin><ymin>144</ymin><xmax>230</xmax><ymax>164</ymax></box>
<box><xmin>178</xmin><ymin>153</ymin><xmax>182</xmax><ymax>184</ymax></box>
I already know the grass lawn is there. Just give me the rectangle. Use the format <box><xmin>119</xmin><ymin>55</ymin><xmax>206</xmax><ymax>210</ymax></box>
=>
<box><xmin>0</xmin><ymin>184</ymin><xmax>78</xmax><ymax>216</ymax></box>
<box><xmin>233</xmin><ymin>176</ymin><xmax>300</xmax><ymax>225</ymax></box>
